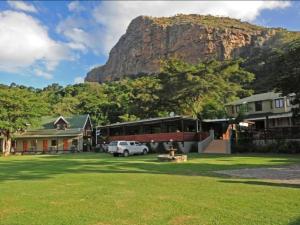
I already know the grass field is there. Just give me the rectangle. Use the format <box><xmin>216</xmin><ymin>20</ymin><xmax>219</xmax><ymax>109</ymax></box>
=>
<box><xmin>0</xmin><ymin>153</ymin><xmax>300</xmax><ymax>225</ymax></box>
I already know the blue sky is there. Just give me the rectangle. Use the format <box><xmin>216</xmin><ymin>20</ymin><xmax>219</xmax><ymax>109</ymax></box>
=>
<box><xmin>0</xmin><ymin>1</ymin><xmax>299</xmax><ymax>88</ymax></box>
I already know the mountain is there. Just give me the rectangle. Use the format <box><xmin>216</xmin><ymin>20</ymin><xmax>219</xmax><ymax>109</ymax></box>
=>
<box><xmin>85</xmin><ymin>14</ymin><xmax>300</xmax><ymax>87</ymax></box>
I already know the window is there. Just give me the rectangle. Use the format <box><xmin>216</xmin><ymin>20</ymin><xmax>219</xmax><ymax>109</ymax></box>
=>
<box><xmin>236</xmin><ymin>104</ymin><xmax>248</xmax><ymax>113</ymax></box>
<box><xmin>57</xmin><ymin>123</ymin><xmax>66</xmax><ymax>130</ymax></box>
<box><xmin>119</xmin><ymin>142</ymin><xmax>128</xmax><ymax>146</ymax></box>
<box><xmin>255</xmin><ymin>101</ymin><xmax>262</xmax><ymax>111</ymax></box>
<box><xmin>109</xmin><ymin>141</ymin><xmax>117</xmax><ymax>146</ymax></box>
<box><xmin>236</xmin><ymin>105</ymin><xmax>241</xmax><ymax>113</ymax></box>
<box><xmin>51</xmin><ymin>140</ymin><xmax>57</xmax><ymax>146</ymax></box>
<box><xmin>228</xmin><ymin>105</ymin><xmax>234</xmax><ymax>114</ymax></box>
<box><xmin>275</xmin><ymin>99</ymin><xmax>284</xmax><ymax>108</ymax></box>
<box><xmin>30</xmin><ymin>140</ymin><xmax>37</xmax><ymax>147</ymax></box>
<box><xmin>72</xmin><ymin>139</ymin><xmax>78</xmax><ymax>146</ymax></box>
<box><xmin>130</xmin><ymin>142</ymin><xmax>135</xmax><ymax>146</ymax></box>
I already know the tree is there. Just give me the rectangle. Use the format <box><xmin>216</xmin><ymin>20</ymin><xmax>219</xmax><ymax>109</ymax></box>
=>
<box><xmin>158</xmin><ymin>59</ymin><xmax>254</xmax><ymax>119</ymax></box>
<box><xmin>0</xmin><ymin>87</ymin><xmax>47</xmax><ymax>155</ymax></box>
<box><xmin>274</xmin><ymin>41</ymin><xmax>300</xmax><ymax>120</ymax></box>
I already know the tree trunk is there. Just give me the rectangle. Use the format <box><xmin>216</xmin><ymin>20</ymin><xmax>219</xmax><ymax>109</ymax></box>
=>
<box><xmin>2</xmin><ymin>132</ymin><xmax>11</xmax><ymax>157</ymax></box>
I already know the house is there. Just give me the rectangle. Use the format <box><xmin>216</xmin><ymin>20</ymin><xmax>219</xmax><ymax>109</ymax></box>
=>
<box><xmin>97</xmin><ymin>116</ymin><xmax>212</xmax><ymax>153</ymax></box>
<box><xmin>12</xmin><ymin>114</ymin><xmax>92</xmax><ymax>153</ymax></box>
<box><xmin>225</xmin><ymin>92</ymin><xmax>297</xmax><ymax>130</ymax></box>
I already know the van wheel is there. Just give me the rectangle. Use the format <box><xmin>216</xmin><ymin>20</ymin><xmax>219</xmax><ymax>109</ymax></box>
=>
<box><xmin>123</xmin><ymin>150</ymin><xmax>129</xmax><ymax>157</ymax></box>
<box><xmin>143</xmin><ymin>149</ymin><xmax>147</xmax><ymax>155</ymax></box>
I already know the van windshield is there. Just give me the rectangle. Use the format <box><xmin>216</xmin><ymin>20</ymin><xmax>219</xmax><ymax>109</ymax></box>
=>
<box><xmin>109</xmin><ymin>141</ymin><xmax>117</xmax><ymax>146</ymax></box>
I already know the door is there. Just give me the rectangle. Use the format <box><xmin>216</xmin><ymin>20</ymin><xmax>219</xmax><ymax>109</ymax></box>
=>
<box><xmin>63</xmin><ymin>139</ymin><xmax>68</xmax><ymax>151</ymax></box>
<box><xmin>134</xmin><ymin>141</ymin><xmax>142</xmax><ymax>153</ymax></box>
<box><xmin>23</xmin><ymin>140</ymin><xmax>28</xmax><ymax>152</ymax></box>
<box><xmin>129</xmin><ymin>141</ymin><xmax>137</xmax><ymax>154</ymax></box>
<box><xmin>43</xmin><ymin>140</ymin><xmax>48</xmax><ymax>152</ymax></box>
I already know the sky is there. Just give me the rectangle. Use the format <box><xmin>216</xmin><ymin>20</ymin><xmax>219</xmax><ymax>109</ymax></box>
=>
<box><xmin>0</xmin><ymin>0</ymin><xmax>299</xmax><ymax>88</ymax></box>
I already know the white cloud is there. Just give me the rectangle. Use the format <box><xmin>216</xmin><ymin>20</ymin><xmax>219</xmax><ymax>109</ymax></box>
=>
<box><xmin>56</xmin><ymin>16</ymin><xmax>102</xmax><ymax>54</ymax></box>
<box><xmin>0</xmin><ymin>10</ymin><xmax>70</xmax><ymax>76</ymax></box>
<box><xmin>7</xmin><ymin>0</ymin><xmax>37</xmax><ymax>13</ymax></box>
<box><xmin>92</xmin><ymin>1</ymin><xmax>291</xmax><ymax>54</ymax></box>
<box><xmin>74</xmin><ymin>76</ymin><xmax>84</xmax><ymax>84</ymax></box>
<box><xmin>34</xmin><ymin>68</ymin><xmax>53</xmax><ymax>80</ymax></box>
<box><xmin>68</xmin><ymin>1</ymin><xmax>85</xmax><ymax>13</ymax></box>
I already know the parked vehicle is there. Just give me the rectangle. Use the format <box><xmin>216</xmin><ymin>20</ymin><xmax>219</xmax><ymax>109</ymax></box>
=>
<box><xmin>108</xmin><ymin>141</ymin><xmax>149</xmax><ymax>157</ymax></box>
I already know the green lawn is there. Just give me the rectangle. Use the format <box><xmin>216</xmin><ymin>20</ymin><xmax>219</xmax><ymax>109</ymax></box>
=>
<box><xmin>0</xmin><ymin>153</ymin><xmax>300</xmax><ymax>225</ymax></box>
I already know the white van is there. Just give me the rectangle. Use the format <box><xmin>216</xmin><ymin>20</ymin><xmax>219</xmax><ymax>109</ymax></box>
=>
<box><xmin>108</xmin><ymin>141</ymin><xmax>149</xmax><ymax>157</ymax></box>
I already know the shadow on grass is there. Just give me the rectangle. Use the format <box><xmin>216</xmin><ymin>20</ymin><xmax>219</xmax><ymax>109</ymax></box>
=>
<box><xmin>289</xmin><ymin>217</ymin><xmax>300</xmax><ymax>225</ymax></box>
<box><xmin>0</xmin><ymin>153</ymin><xmax>300</xmax><ymax>189</ymax></box>
<box><xmin>220</xmin><ymin>180</ymin><xmax>300</xmax><ymax>189</ymax></box>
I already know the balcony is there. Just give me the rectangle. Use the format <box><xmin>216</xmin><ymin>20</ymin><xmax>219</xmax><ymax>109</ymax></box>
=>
<box><xmin>108</xmin><ymin>132</ymin><xmax>209</xmax><ymax>142</ymax></box>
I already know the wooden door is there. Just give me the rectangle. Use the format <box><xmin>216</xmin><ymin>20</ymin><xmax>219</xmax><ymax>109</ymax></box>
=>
<box><xmin>43</xmin><ymin>140</ymin><xmax>48</xmax><ymax>152</ymax></box>
<box><xmin>63</xmin><ymin>139</ymin><xmax>68</xmax><ymax>151</ymax></box>
<box><xmin>23</xmin><ymin>140</ymin><xmax>28</xmax><ymax>152</ymax></box>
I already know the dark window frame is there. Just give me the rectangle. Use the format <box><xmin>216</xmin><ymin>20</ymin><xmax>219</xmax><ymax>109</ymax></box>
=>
<box><xmin>119</xmin><ymin>142</ymin><xmax>128</xmax><ymax>146</ymax></box>
<box><xmin>255</xmin><ymin>101</ymin><xmax>263</xmax><ymax>112</ymax></box>
<box><xmin>275</xmin><ymin>99</ymin><xmax>284</xmax><ymax>108</ymax></box>
<box><xmin>51</xmin><ymin>140</ymin><xmax>57</xmax><ymax>146</ymax></box>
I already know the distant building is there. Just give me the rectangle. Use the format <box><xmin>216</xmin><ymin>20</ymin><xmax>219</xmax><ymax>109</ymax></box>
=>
<box><xmin>97</xmin><ymin>116</ymin><xmax>211</xmax><ymax>153</ymax></box>
<box><xmin>97</xmin><ymin>115</ymin><xmax>231</xmax><ymax>154</ymax></box>
<box><xmin>11</xmin><ymin>114</ymin><xmax>92</xmax><ymax>153</ymax></box>
<box><xmin>98</xmin><ymin>116</ymin><xmax>201</xmax><ymax>142</ymax></box>
<box><xmin>225</xmin><ymin>92</ymin><xmax>297</xmax><ymax>130</ymax></box>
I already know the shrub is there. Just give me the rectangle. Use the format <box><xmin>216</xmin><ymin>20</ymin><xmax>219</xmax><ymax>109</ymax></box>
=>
<box><xmin>232</xmin><ymin>139</ymin><xmax>300</xmax><ymax>154</ymax></box>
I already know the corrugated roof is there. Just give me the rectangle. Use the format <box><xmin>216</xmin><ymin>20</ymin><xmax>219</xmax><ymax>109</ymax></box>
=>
<box><xmin>32</xmin><ymin>114</ymin><xmax>89</xmax><ymax>130</ymax></box>
<box><xmin>226</xmin><ymin>92</ymin><xmax>283</xmax><ymax>106</ymax></box>
<box><xmin>98</xmin><ymin>115</ymin><xmax>197</xmax><ymax>128</ymax></box>
<box><xmin>14</xmin><ymin>129</ymin><xmax>83</xmax><ymax>138</ymax></box>
<box><xmin>13</xmin><ymin>114</ymin><xmax>89</xmax><ymax>138</ymax></box>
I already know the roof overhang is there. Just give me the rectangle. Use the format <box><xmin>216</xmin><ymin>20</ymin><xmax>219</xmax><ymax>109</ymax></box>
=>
<box><xmin>83</xmin><ymin>114</ymin><xmax>92</xmax><ymax>130</ymax></box>
<box><xmin>13</xmin><ymin>133</ymin><xmax>83</xmax><ymax>138</ymax></box>
<box><xmin>245</xmin><ymin>112</ymin><xmax>293</xmax><ymax>121</ymax></box>
<box><xmin>53</xmin><ymin>116</ymin><xmax>69</xmax><ymax>125</ymax></box>
<box><xmin>203</xmin><ymin>118</ymin><xmax>231</xmax><ymax>123</ymax></box>
<box><xmin>98</xmin><ymin>116</ymin><xmax>197</xmax><ymax>128</ymax></box>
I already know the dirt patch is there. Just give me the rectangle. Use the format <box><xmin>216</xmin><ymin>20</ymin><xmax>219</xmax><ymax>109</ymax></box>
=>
<box><xmin>216</xmin><ymin>164</ymin><xmax>300</xmax><ymax>185</ymax></box>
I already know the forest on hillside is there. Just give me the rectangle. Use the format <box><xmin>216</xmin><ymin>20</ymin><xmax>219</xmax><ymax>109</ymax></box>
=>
<box><xmin>0</xmin><ymin>59</ymin><xmax>254</xmax><ymax>127</ymax></box>
<box><xmin>0</xmin><ymin>41</ymin><xmax>299</xmax><ymax>129</ymax></box>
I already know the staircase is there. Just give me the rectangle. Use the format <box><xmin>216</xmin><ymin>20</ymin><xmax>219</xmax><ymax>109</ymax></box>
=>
<box><xmin>202</xmin><ymin>140</ymin><xmax>230</xmax><ymax>154</ymax></box>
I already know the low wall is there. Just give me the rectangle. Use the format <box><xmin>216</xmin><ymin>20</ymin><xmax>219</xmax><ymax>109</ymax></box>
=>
<box><xmin>198</xmin><ymin>130</ymin><xmax>214</xmax><ymax>153</ymax></box>
<box><xmin>147</xmin><ymin>141</ymin><xmax>198</xmax><ymax>153</ymax></box>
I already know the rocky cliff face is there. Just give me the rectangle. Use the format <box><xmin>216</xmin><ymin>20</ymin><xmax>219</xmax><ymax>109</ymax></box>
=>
<box><xmin>85</xmin><ymin>14</ymin><xmax>280</xmax><ymax>83</ymax></box>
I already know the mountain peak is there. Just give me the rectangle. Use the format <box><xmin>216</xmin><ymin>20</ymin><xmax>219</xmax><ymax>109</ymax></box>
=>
<box><xmin>85</xmin><ymin>14</ymin><xmax>298</xmax><ymax>83</ymax></box>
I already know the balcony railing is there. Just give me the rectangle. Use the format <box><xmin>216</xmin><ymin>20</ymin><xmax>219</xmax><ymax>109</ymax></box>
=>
<box><xmin>108</xmin><ymin>132</ymin><xmax>209</xmax><ymax>142</ymax></box>
<box><xmin>241</xmin><ymin>127</ymin><xmax>300</xmax><ymax>140</ymax></box>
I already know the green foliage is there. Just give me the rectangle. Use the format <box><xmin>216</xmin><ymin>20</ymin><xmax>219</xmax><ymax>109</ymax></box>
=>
<box><xmin>152</xmin><ymin>14</ymin><xmax>265</xmax><ymax>31</ymax></box>
<box><xmin>272</xmin><ymin>40</ymin><xmax>300</xmax><ymax>118</ymax></box>
<box><xmin>158</xmin><ymin>58</ymin><xmax>254</xmax><ymax>119</ymax></box>
<box><xmin>0</xmin><ymin>58</ymin><xmax>254</xmax><ymax>128</ymax></box>
<box><xmin>0</xmin><ymin>86</ymin><xmax>48</xmax><ymax>134</ymax></box>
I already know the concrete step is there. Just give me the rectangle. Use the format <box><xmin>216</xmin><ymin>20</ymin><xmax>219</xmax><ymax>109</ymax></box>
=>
<box><xmin>203</xmin><ymin>140</ymin><xmax>229</xmax><ymax>154</ymax></box>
